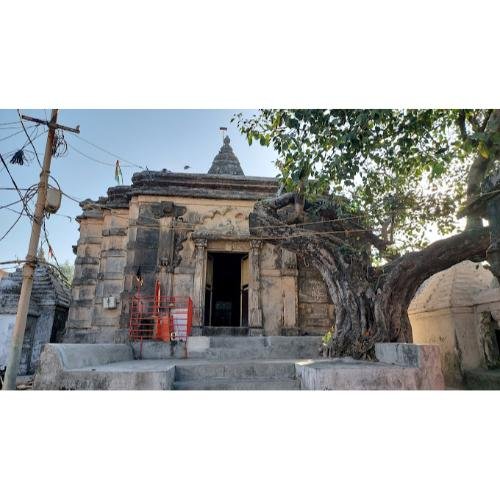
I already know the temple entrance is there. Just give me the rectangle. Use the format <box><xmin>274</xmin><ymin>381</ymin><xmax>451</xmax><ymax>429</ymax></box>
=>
<box><xmin>205</xmin><ymin>252</ymin><xmax>248</xmax><ymax>327</ymax></box>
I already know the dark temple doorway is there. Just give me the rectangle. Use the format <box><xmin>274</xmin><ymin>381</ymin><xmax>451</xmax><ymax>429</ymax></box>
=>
<box><xmin>205</xmin><ymin>252</ymin><xmax>248</xmax><ymax>327</ymax></box>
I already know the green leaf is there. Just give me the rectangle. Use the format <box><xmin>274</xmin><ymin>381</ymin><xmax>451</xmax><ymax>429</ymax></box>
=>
<box><xmin>478</xmin><ymin>141</ymin><xmax>490</xmax><ymax>159</ymax></box>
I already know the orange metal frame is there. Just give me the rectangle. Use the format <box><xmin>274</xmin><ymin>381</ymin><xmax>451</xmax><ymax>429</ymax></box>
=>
<box><xmin>129</xmin><ymin>291</ymin><xmax>193</xmax><ymax>342</ymax></box>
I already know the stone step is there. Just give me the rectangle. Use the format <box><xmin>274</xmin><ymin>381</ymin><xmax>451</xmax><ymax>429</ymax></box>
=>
<box><xmin>206</xmin><ymin>336</ymin><xmax>322</xmax><ymax>360</ymax></box>
<box><xmin>131</xmin><ymin>340</ymin><xmax>186</xmax><ymax>359</ymax></box>
<box><xmin>198</xmin><ymin>347</ymin><xmax>274</xmax><ymax>360</ymax></box>
<box><xmin>175</xmin><ymin>360</ymin><xmax>296</xmax><ymax>381</ymax></box>
<box><xmin>173</xmin><ymin>377</ymin><xmax>301</xmax><ymax>390</ymax></box>
<box><xmin>131</xmin><ymin>336</ymin><xmax>323</xmax><ymax>360</ymax></box>
<box><xmin>208</xmin><ymin>336</ymin><xmax>267</xmax><ymax>348</ymax></box>
<box><xmin>208</xmin><ymin>335</ymin><xmax>321</xmax><ymax>349</ymax></box>
<box><xmin>200</xmin><ymin>346</ymin><xmax>321</xmax><ymax>361</ymax></box>
<box><xmin>203</xmin><ymin>327</ymin><xmax>248</xmax><ymax>336</ymax></box>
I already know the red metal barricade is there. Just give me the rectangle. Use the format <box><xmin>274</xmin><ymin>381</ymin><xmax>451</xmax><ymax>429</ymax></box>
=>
<box><xmin>129</xmin><ymin>295</ymin><xmax>193</xmax><ymax>342</ymax></box>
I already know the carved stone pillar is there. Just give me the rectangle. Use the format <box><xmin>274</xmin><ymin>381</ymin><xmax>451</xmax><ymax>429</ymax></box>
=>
<box><xmin>158</xmin><ymin>218</ymin><xmax>175</xmax><ymax>297</ymax></box>
<box><xmin>248</xmin><ymin>239</ymin><xmax>263</xmax><ymax>335</ymax></box>
<box><xmin>281</xmin><ymin>248</ymin><xmax>299</xmax><ymax>336</ymax></box>
<box><xmin>192</xmin><ymin>238</ymin><xmax>207</xmax><ymax>335</ymax></box>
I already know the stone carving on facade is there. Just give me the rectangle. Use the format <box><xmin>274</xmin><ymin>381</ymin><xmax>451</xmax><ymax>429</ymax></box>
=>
<box><xmin>478</xmin><ymin>311</ymin><xmax>500</xmax><ymax>369</ymax></box>
<box><xmin>184</xmin><ymin>206</ymin><xmax>250</xmax><ymax>238</ymax></box>
<box><xmin>160</xmin><ymin>227</ymin><xmax>188</xmax><ymax>273</ymax></box>
<box><xmin>137</xmin><ymin>201</ymin><xmax>186</xmax><ymax>224</ymax></box>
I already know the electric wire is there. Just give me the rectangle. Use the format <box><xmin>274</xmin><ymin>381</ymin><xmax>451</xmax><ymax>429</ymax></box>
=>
<box><xmin>0</xmin><ymin>126</ymin><xmax>46</xmax><ymax>166</ymax></box>
<box><xmin>66</xmin><ymin>141</ymin><xmax>140</xmax><ymax>169</ymax></box>
<box><xmin>0</xmin><ymin>259</ymin><xmax>71</xmax><ymax>288</ymax></box>
<box><xmin>0</xmin><ymin>128</ymin><xmax>30</xmax><ymax>143</ymax></box>
<box><xmin>1</xmin><ymin>112</ymin><xmax>473</xmax><ymax>265</ymax></box>
<box><xmin>0</xmin><ymin>113</ymin><xmax>74</xmax><ymax>281</ymax></box>
<box><xmin>61</xmin><ymin>191</ymin><xmax>83</xmax><ymax>204</ymax></box>
<box><xmin>0</xmin><ymin>195</ymin><xmax>74</xmax><ymax>283</ymax></box>
<box><xmin>0</xmin><ymin>125</ymin><xmax>21</xmax><ymax>131</ymax></box>
<box><xmin>17</xmin><ymin>110</ymin><xmax>44</xmax><ymax>168</ymax></box>
<box><xmin>0</xmin><ymin>198</ymin><xmax>25</xmax><ymax>210</ymax></box>
<box><xmin>0</xmin><ymin>183</ymin><xmax>465</xmax><ymax>239</ymax></box>
<box><xmin>0</xmin><ymin>120</ymin><xmax>23</xmax><ymax>126</ymax></box>
<box><xmin>0</xmin><ymin>153</ymin><xmax>34</xmax><ymax>219</ymax></box>
<box><xmin>19</xmin><ymin>126</ymin><xmax>48</xmax><ymax>152</ymax></box>
<box><xmin>0</xmin><ymin>209</ymin><xmax>25</xmax><ymax>242</ymax></box>
<box><xmin>72</xmin><ymin>134</ymin><xmax>145</xmax><ymax>169</ymax></box>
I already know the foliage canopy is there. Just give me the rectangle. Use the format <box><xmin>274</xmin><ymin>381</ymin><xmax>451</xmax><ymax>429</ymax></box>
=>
<box><xmin>236</xmin><ymin>109</ymin><xmax>498</xmax><ymax>254</ymax></box>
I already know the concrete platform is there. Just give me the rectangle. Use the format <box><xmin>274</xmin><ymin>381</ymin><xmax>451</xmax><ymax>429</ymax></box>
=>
<box><xmin>297</xmin><ymin>359</ymin><xmax>434</xmax><ymax>390</ymax></box>
<box><xmin>296</xmin><ymin>343</ymin><xmax>444</xmax><ymax>390</ymax></box>
<box><xmin>33</xmin><ymin>339</ymin><xmax>445</xmax><ymax>390</ymax></box>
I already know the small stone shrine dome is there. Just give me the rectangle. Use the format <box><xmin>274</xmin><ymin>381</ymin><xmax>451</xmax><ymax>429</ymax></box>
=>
<box><xmin>409</xmin><ymin>260</ymin><xmax>496</xmax><ymax>314</ymax></box>
<box><xmin>208</xmin><ymin>136</ymin><xmax>244</xmax><ymax>176</ymax></box>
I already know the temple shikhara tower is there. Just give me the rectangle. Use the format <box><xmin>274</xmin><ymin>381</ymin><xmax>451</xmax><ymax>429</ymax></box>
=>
<box><xmin>65</xmin><ymin>136</ymin><xmax>334</xmax><ymax>343</ymax></box>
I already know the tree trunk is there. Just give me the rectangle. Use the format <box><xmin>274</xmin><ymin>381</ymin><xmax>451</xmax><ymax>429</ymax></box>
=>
<box><xmin>465</xmin><ymin>109</ymin><xmax>500</xmax><ymax>229</ymax></box>
<box><xmin>250</xmin><ymin>196</ymin><xmax>491</xmax><ymax>359</ymax></box>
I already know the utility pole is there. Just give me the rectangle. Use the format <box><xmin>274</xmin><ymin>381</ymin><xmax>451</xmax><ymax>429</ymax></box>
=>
<box><xmin>2</xmin><ymin>109</ymin><xmax>80</xmax><ymax>390</ymax></box>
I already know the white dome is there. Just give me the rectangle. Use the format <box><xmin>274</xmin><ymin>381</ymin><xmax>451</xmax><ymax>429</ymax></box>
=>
<box><xmin>409</xmin><ymin>260</ymin><xmax>496</xmax><ymax>313</ymax></box>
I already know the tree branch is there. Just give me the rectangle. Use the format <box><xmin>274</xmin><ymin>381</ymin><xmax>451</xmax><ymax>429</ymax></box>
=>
<box><xmin>480</xmin><ymin>109</ymin><xmax>494</xmax><ymax>133</ymax></box>
<box><xmin>457</xmin><ymin>110</ymin><xmax>468</xmax><ymax>142</ymax></box>
<box><xmin>381</xmin><ymin>226</ymin><xmax>490</xmax><ymax>292</ymax></box>
<box><xmin>255</xmin><ymin>194</ymin><xmax>389</xmax><ymax>250</ymax></box>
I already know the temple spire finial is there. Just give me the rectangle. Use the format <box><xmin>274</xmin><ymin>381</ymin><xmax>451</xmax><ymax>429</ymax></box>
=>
<box><xmin>208</xmin><ymin>130</ymin><xmax>244</xmax><ymax>176</ymax></box>
<box><xmin>220</xmin><ymin>126</ymin><xmax>228</xmax><ymax>143</ymax></box>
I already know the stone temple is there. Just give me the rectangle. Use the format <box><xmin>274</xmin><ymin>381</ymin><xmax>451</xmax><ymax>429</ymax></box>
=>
<box><xmin>65</xmin><ymin>136</ymin><xmax>335</xmax><ymax>343</ymax></box>
<box><xmin>33</xmin><ymin>138</ymin><xmax>448</xmax><ymax>389</ymax></box>
<box><xmin>29</xmin><ymin>137</ymin><xmax>500</xmax><ymax>390</ymax></box>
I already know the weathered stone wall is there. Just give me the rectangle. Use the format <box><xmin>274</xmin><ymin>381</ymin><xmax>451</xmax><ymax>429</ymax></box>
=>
<box><xmin>92</xmin><ymin>209</ymin><xmax>129</xmax><ymax>335</ymax></box>
<box><xmin>67</xmin><ymin>210</ymin><xmax>104</xmax><ymax>335</ymax></box>
<box><xmin>0</xmin><ymin>314</ymin><xmax>16</xmax><ymax>369</ymax></box>
<box><xmin>1</xmin><ymin>313</ymin><xmax>38</xmax><ymax>374</ymax></box>
<box><xmin>0</xmin><ymin>264</ymin><xmax>70</xmax><ymax>375</ymax></box>
<box><xmin>19</xmin><ymin>314</ymin><xmax>38</xmax><ymax>374</ymax></box>
<box><xmin>28</xmin><ymin>306</ymin><xmax>55</xmax><ymax>374</ymax></box>
<box><xmin>409</xmin><ymin>308</ymin><xmax>479</xmax><ymax>387</ymax></box>
<box><xmin>66</xmin><ymin>173</ymin><xmax>336</xmax><ymax>340</ymax></box>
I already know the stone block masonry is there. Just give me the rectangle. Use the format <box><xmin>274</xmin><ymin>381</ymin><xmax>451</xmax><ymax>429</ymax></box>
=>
<box><xmin>65</xmin><ymin>139</ymin><xmax>335</xmax><ymax>343</ymax></box>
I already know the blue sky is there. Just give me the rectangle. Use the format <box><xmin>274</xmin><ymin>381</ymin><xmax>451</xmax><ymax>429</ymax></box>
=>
<box><xmin>0</xmin><ymin>110</ymin><xmax>278</xmax><ymax>268</ymax></box>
